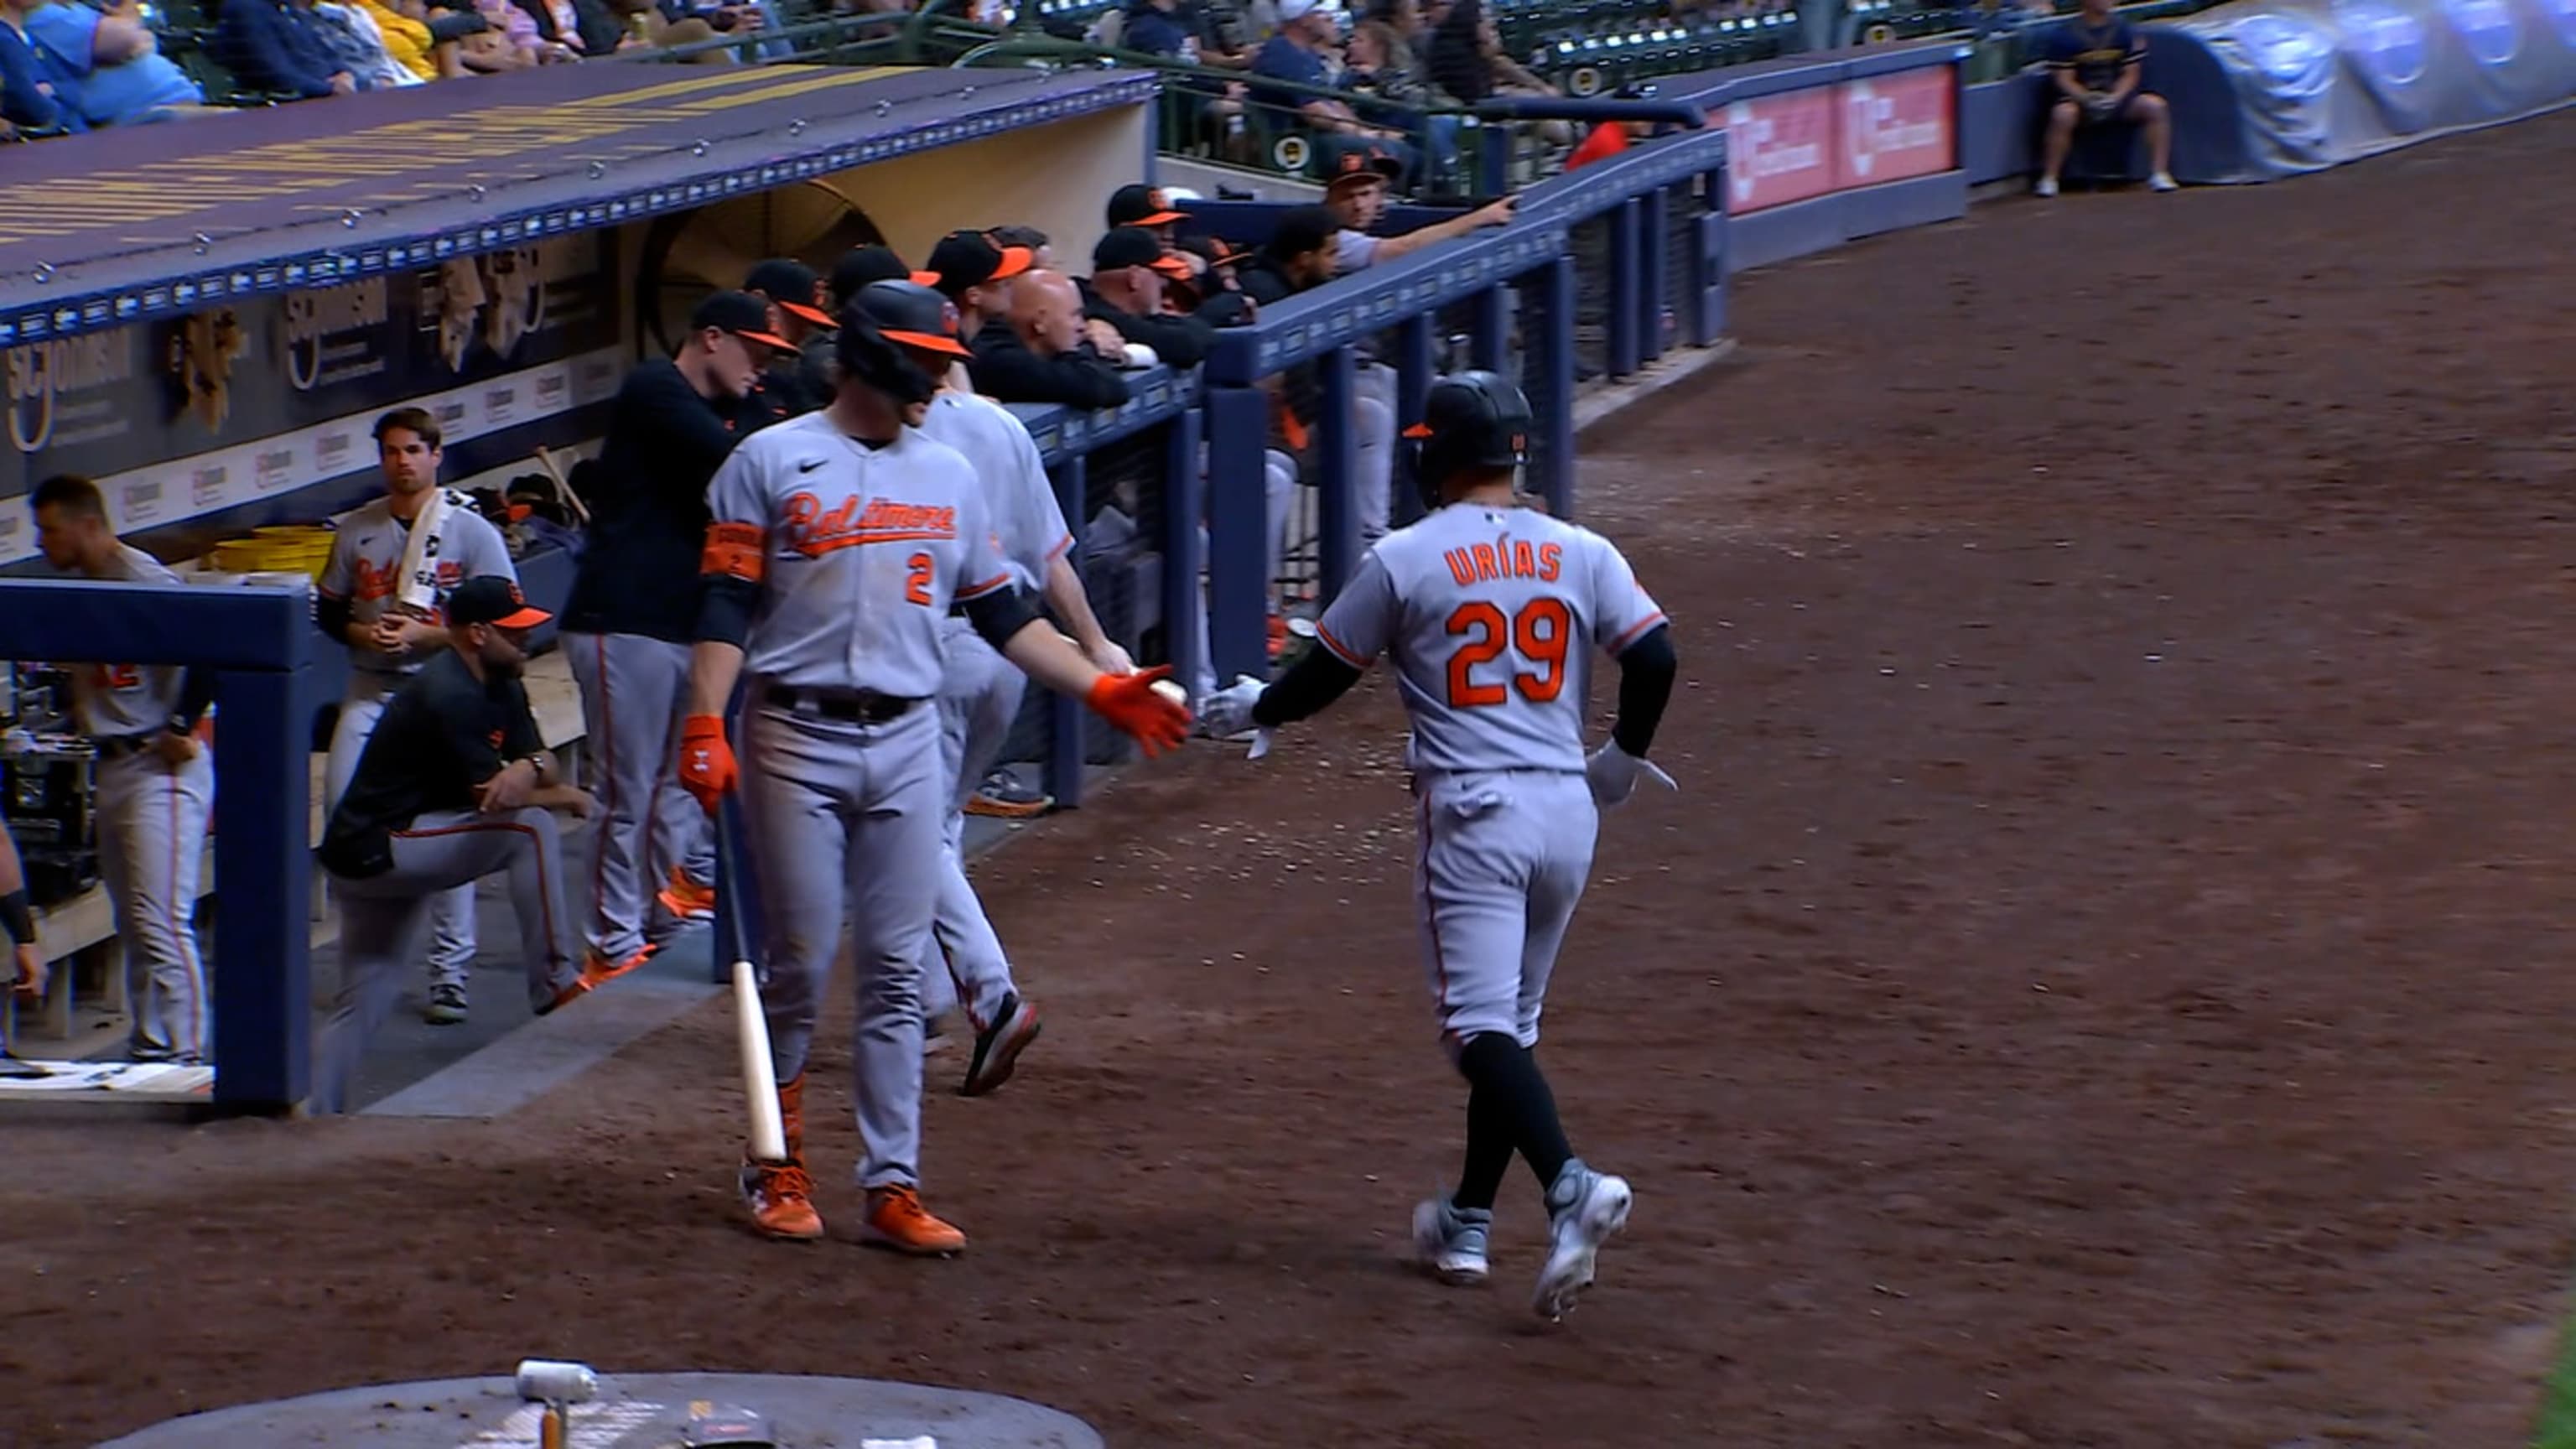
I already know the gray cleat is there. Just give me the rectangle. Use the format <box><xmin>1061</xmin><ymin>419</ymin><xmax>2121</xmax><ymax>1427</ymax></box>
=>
<box><xmin>1533</xmin><ymin>1161</ymin><xmax>1633</xmax><ymax>1322</ymax></box>
<box><xmin>1412</xmin><ymin>1197</ymin><xmax>1493</xmax><ymax>1286</ymax></box>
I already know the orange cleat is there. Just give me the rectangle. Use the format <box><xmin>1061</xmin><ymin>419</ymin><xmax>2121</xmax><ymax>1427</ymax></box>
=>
<box><xmin>860</xmin><ymin>1186</ymin><xmax>965</xmax><ymax>1257</ymax></box>
<box><xmin>579</xmin><ymin>943</ymin><xmax>654</xmax><ymax>989</ymax></box>
<box><xmin>740</xmin><ymin>1158</ymin><xmax>825</xmax><ymax>1241</ymax></box>
<box><xmin>657</xmin><ymin>869</ymin><xmax>716</xmax><ymax>922</ymax></box>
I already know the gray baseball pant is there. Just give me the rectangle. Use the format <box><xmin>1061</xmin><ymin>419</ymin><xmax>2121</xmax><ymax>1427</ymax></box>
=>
<box><xmin>565</xmin><ymin>631</ymin><xmax>715</xmax><ymax>959</ymax></box>
<box><xmin>326</xmin><ymin>671</ymin><xmax>474</xmax><ymax>994</ymax></box>
<box><xmin>1412</xmin><ymin>770</ymin><xmax>1597</xmax><ymax>1055</ymax></box>
<box><xmin>919</xmin><ymin>619</ymin><xmax>1025</xmax><ymax>1029</ymax></box>
<box><xmin>1355</xmin><ymin>361</ymin><xmax>1398</xmax><ymax>544</ymax></box>
<box><xmin>311</xmin><ymin>805</ymin><xmax>584</xmax><ymax>1114</ymax></box>
<box><xmin>96</xmin><ymin>747</ymin><xmax>215</xmax><ymax>1062</ymax></box>
<box><xmin>740</xmin><ymin>698</ymin><xmax>943</xmax><ymax>1191</ymax></box>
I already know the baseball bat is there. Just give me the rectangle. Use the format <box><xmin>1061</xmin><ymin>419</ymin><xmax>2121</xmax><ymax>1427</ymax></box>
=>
<box><xmin>734</xmin><ymin>959</ymin><xmax>787</xmax><ymax>1165</ymax></box>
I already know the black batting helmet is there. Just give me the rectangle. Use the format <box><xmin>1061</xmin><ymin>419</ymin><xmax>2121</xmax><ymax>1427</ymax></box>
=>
<box><xmin>835</xmin><ymin>282</ymin><xmax>961</xmax><ymax>408</ymax></box>
<box><xmin>1406</xmin><ymin>369</ymin><xmax>1533</xmax><ymax>506</ymax></box>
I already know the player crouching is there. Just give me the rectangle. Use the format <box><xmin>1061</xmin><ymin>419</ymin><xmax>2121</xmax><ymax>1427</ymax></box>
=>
<box><xmin>678</xmin><ymin>295</ymin><xmax>1192</xmax><ymax>1254</ymax></box>
<box><xmin>1199</xmin><ymin>372</ymin><xmax>1679</xmax><ymax>1320</ymax></box>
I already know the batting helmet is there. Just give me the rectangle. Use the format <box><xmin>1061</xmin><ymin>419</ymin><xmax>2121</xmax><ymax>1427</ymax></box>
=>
<box><xmin>835</xmin><ymin>282</ymin><xmax>959</xmax><ymax>408</ymax></box>
<box><xmin>1405</xmin><ymin>370</ymin><xmax>1533</xmax><ymax>507</ymax></box>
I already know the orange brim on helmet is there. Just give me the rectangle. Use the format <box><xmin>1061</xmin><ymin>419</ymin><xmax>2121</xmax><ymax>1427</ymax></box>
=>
<box><xmin>884</xmin><ymin>330</ymin><xmax>974</xmax><ymax>359</ymax></box>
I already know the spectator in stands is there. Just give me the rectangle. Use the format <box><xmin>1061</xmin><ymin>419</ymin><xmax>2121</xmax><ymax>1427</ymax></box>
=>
<box><xmin>971</xmin><ymin>268</ymin><xmax>1130</xmax><ymax>408</ymax></box>
<box><xmin>31</xmin><ymin>475</ymin><xmax>217</xmax><ymax>1065</ymax></box>
<box><xmin>513</xmin><ymin>0</ymin><xmax>626</xmax><ymax>54</ymax></box>
<box><xmin>310</xmin><ymin>0</ymin><xmax>426</xmax><ymax>86</ymax></box>
<box><xmin>1347</xmin><ymin>16</ymin><xmax>1458</xmax><ymax>175</ymax></box>
<box><xmin>2036</xmin><ymin>0</ymin><xmax>2176</xmax><ymax>196</ymax></box>
<box><xmin>1426</xmin><ymin>0</ymin><xmax>1568</xmax><ymax>141</ymax></box>
<box><xmin>356</xmin><ymin>0</ymin><xmax>470</xmax><ymax>80</ymax></box>
<box><xmin>215</xmin><ymin>0</ymin><xmax>363</xmax><ymax>96</ymax></box>
<box><xmin>22</xmin><ymin>1</ymin><xmax>204</xmax><ymax>126</ymax></box>
<box><xmin>559</xmin><ymin>291</ymin><xmax>789</xmax><ymax>981</ymax></box>
<box><xmin>0</xmin><ymin>0</ymin><xmax>89</xmax><ymax>132</ymax></box>
<box><xmin>1254</xmin><ymin>0</ymin><xmax>1420</xmax><ymax>181</ymax></box>
<box><xmin>1083</xmin><ymin>226</ymin><xmax>1225</xmax><ymax>369</ymax></box>
<box><xmin>1322</xmin><ymin>157</ymin><xmax>1513</xmax><ymax>272</ymax></box>
<box><xmin>741</xmin><ymin>257</ymin><xmax>838</xmax><ymax>414</ymax></box>
<box><xmin>312</xmin><ymin>576</ymin><xmax>600</xmax><ymax>1114</ymax></box>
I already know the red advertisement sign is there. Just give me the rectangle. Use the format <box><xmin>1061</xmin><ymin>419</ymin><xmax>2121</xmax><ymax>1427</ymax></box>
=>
<box><xmin>1722</xmin><ymin>88</ymin><xmax>1839</xmax><ymax>214</ymax></box>
<box><xmin>1836</xmin><ymin>69</ymin><xmax>1957</xmax><ymax>190</ymax></box>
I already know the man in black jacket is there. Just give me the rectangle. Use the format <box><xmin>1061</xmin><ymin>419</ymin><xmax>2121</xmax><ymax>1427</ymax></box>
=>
<box><xmin>1080</xmin><ymin>226</ymin><xmax>1227</xmax><ymax>371</ymax></box>
<box><xmin>969</xmin><ymin>269</ymin><xmax>1130</xmax><ymax>409</ymax></box>
<box><xmin>558</xmin><ymin>292</ymin><xmax>787</xmax><ymax>979</ymax></box>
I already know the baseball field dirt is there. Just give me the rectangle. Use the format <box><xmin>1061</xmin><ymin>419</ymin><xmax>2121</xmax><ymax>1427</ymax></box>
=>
<box><xmin>8</xmin><ymin>110</ymin><xmax>2574</xmax><ymax>1449</ymax></box>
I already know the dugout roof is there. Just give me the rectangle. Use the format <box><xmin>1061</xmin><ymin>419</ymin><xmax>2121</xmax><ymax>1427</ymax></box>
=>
<box><xmin>0</xmin><ymin>62</ymin><xmax>1156</xmax><ymax>345</ymax></box>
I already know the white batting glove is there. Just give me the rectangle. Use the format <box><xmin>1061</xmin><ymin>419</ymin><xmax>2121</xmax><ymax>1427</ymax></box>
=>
<box><xmin>1586</xmin><ymin>740</ymin><xmax>1677</xmax><ymax>808</ymax></box>
<box><xmin>1197</xmin><ymin>674</ymin><xmax>1266</xmax><ymax>743</ymax></box>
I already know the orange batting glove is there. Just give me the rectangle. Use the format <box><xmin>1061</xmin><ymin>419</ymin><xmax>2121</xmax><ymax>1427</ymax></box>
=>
<box><xmin>678</xmin><ymin>714</ymin><xmax>737</xmax><ymax>815</ymax></box>
<box><xmin>1085</xmin><ymin>665</ymin><xmax>1191</xmax><ymax>759</ymax></box>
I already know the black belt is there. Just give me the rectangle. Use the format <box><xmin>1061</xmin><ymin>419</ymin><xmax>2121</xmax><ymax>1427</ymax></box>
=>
<box><xmin>92</xmin><ymin>732</ymin><xmax>162</xmax><ymax>759</ymax></box>
<box><xmin>765</xmin><ymin>686</ymin><xmax>921</xmax><ymax>725</ymax></box>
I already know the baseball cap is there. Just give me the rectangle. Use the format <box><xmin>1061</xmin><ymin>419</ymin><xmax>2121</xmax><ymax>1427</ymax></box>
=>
<box><xmin>1323</xmin><ymin>152</ymin><xmax>1404</xmax><ymax>196</ymax></box>
<box><xmin>743</xmin><ymin>258</ymin><xmax>834</xmax><ymax>328</ymax></box>
<box><xmin>1266</xmin><ymin>205</ymin><xmax>1341</xmax><ymax>262</ymax></box>
<box><xmin>1093</xmin><ymin>226</ymin><xmax>1194</xmax><ymax>278</ymax></box>
<box><xmin>850</xmin><ymin>280</ymin><xmax>975</xmax><ymax>359</ymax></box>
<box><xmin>1106</xmin><ymin>183</ymin><xmax>1188</xmax><ymax>229</ymax></box>
<box><xmin>829</xmin><ymin>245</ymin><xmax>911</xmax><ymax>306</ymax></box>
<box><xmin>447</xmin><ymin>575</ymin><xmax>550</xmax><ymax>631</ymax></box>
<box><xmin>922</xmin><ymin>229</ymin><xmax>1035</xmax><ymax>298</ymax></box>
<box><xmin>1279</xmin><ymin>0</ymin><xmax>1344</xmax><ymax>21</ymax></box>
<box><xmin>688</xmin><ymin>290</ymin><xmax>795</xmax><ymax>353</ymax></box>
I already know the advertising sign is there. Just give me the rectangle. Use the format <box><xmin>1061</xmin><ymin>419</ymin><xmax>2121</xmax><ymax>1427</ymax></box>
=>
<box><xmin>1723</xmin><ymin>89</ymin><xmax>1841</xmax><ymax>213</ymax></box>
<box><xmin>1838</xmin><ymin>68</ymin><xmax>1959</xmax><ymax>190</ymax></box>
<box><xmin>1</xmin><ymin>231</ymin><xmax>623</xmax><ymax>563</ymax></box>
<box><xmin>1723</xmin><ymin>68</ymin><xmax>1961</xmax><ymax>215</ymax></box>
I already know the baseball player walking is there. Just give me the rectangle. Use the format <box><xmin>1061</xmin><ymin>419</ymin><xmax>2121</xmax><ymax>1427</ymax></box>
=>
<box><xmin>845</xmin><ymin>281</ymin><xmax>1135</xmax><ymax>1097</ymax></box>
<box><xmin>315</xmin><ymin>408</ymin><xmax>518</xmax><ymax>1026</ymax></box>
<box><xmin>313</xmin><ymin>577</ymin><xmax>598</xmax><ymax>1113</ymax></box>
<box><xmin>1199</xmin><ymin>372</ymin><xmax>1680</xmax><ymax>1321</ymax></box>
<box><xmin>30</xmin><ymin>475</ymin><xmax>219</xmax><ymax>1064</ymax></box>
<box><xmin>678</xmin><ymin>293</ymin><xmax>1191</xmax><ymax>1254</ymax></box>
<box><xmin>3</xmin><ymin>816</ymin><xmax>44</xmax><ymax>1004</ymax></box>
<box><xmin>561</xmin><ymin>293</ymin><xmax>790</xmax><ymax>981</ymax></box>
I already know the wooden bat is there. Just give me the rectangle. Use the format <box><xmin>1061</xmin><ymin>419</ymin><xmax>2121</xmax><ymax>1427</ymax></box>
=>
<box><xmin>735</xmin><ymin>958</ymin><xmax>787</xmax><ymax>1165</ymax></box>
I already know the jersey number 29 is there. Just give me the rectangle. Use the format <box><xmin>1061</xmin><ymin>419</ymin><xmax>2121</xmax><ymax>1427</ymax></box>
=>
<box><xmin>1446</xmin><ymin>598</ymin><xmax>1569</xmax><ymax>708</ymax></box>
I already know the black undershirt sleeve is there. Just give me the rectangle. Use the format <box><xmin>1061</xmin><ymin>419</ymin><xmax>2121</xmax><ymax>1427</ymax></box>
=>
<box><xmin>1252</xmin><ymin>647</ymin><xmax>1365</xmax><ymax>728</ymax></box>
<box><xmin>1610</xmin><ymin>624</ymin><xmax>1675</xmax><ymax>758</ymax></box>
<box><xmin>695</xmin><ymin>575</ymin><xmax>760</xmax><ymax>649</ymax></box>
<box><xmin>964</xmin><ymin>585</ymin><xmax>1043</xmax><ymax>653</ymax></box>
<box><xmin>315</xmin><ymin>595</ymin><xmax>353</xmax><ymax>644</ymax></box>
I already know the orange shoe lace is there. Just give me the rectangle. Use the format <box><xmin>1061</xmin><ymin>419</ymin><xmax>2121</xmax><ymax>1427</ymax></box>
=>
<box><xmin>760</xmin><ymin>1162</ymin><xmax>815</xmax><ymax>1202</ymax></box>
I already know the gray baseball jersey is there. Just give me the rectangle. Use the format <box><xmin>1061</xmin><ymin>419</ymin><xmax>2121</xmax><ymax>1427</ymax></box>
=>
<box><xmin>704</xmin><ymin>412</ymin><xmax>1012</xmax><ymax>699</ymax></box>
<box><xmin>69</xmin><ymin>544</ymin><xmax>191</xmax><ymax>738</ymax></box>
<box><xmin>317</xmin><ymin>491</ymin><xmax>518</xmax><ymax>677</ymax></box>
<box><xmin>1314</xmin><ymin>504</ymin><xmax>1665</xmax><ymax>776</ymax></box>
<box><xmin>916</xmin><ymin>392</ymin><xmax>1072</xmax><ymax>593</ymax></box>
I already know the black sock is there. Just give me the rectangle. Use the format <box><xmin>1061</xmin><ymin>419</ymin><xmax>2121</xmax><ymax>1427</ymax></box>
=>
<box><xmin>1455</xmin><ymin>1033</ymin><xmax>1573</xmax><ymax>1198</ymax></box>
<box><xmin>1451</xmin><ymin>1083</ymin><xmax>1514</xmax><ymax>1213</ymax></box>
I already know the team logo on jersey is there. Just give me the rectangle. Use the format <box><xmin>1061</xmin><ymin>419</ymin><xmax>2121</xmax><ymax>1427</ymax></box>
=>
<box><xmin>351</xmin><ymin>555</ymin><xmax>465</xmax><ymax>602</ymax></box>
<box><xmin>778</xmin><ymin>494</ymin><xmax>958</xmax><ymax>556</ymax></box>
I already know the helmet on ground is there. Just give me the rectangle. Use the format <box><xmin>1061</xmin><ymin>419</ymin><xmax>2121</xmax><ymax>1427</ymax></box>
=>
<box><xmin>1405</xmin><ymin>369</ymin><xmax>1533</xmax><ymax>506</ymax></box>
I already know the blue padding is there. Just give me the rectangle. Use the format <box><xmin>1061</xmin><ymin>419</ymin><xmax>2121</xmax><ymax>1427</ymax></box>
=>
<box><xmin>0</xmin><ymin>578</ymin><xmax>315</xmax><ymax>670</ymax></box>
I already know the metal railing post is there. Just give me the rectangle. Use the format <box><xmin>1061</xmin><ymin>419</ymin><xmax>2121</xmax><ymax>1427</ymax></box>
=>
<box><xmin>1161</xmin><ymin>404</ymin><xmax>1207</xmax><ymax>698</ymax></box>
<box><xmin>1470</xmin><ymin>284</ymin><xmax>1512</xmax><ymax>374</ymax></box>
<box><xmin>1046</xmin><ymin>454</ymin><xmax>1089</xmax><ymax>806</ymax></box>
<box><xmin>1203</xmin><ymin>385</ymin><xmax>1272</xmax><ymax>684</ymax></box>
<box><xmin>1316</xmin><ymin>345</ymin><xmax>1362</xmax><ymax>600</ymax></box>
<box><xmin>1391</xmin><ymin>314</ymin><xmax>1436</xmax><ymax>531</ymax></box>
<box><xmin>1607</xmin><ymin>196</ymin><xmax>1642</xmax><ymax>381</ymax></box>
<box><xmin>1531</xmin><ymin>256</ymin><xmax>1578</xmax><ymax>519</ymax></box>
<box><xmin>208</xmin><ymin>663</ymin><xmax>312</xmax><ymax>1111</ymax></box>
<box><xmin>1639</xmin><ymin>184</ymin><xmax>1670</xmax><ymax>364</ymax></box>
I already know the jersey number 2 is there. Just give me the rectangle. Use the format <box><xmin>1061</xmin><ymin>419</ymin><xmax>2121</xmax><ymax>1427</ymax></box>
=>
<box><xmin>1445</xmin><ymin>598</ymin><xmax>1570</xmax><ymax>708</ymax></box>
<box><xmin>904</xmin><ymin>552</ymin><xmax>935</xmax><ymax>607</ymax></box>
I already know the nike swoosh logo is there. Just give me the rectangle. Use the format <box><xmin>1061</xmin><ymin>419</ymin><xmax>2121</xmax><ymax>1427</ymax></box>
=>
<box><xmin>797</xmin><ymin>459</ymin><xmax>827</xmax><ymax>474</ymax></box>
